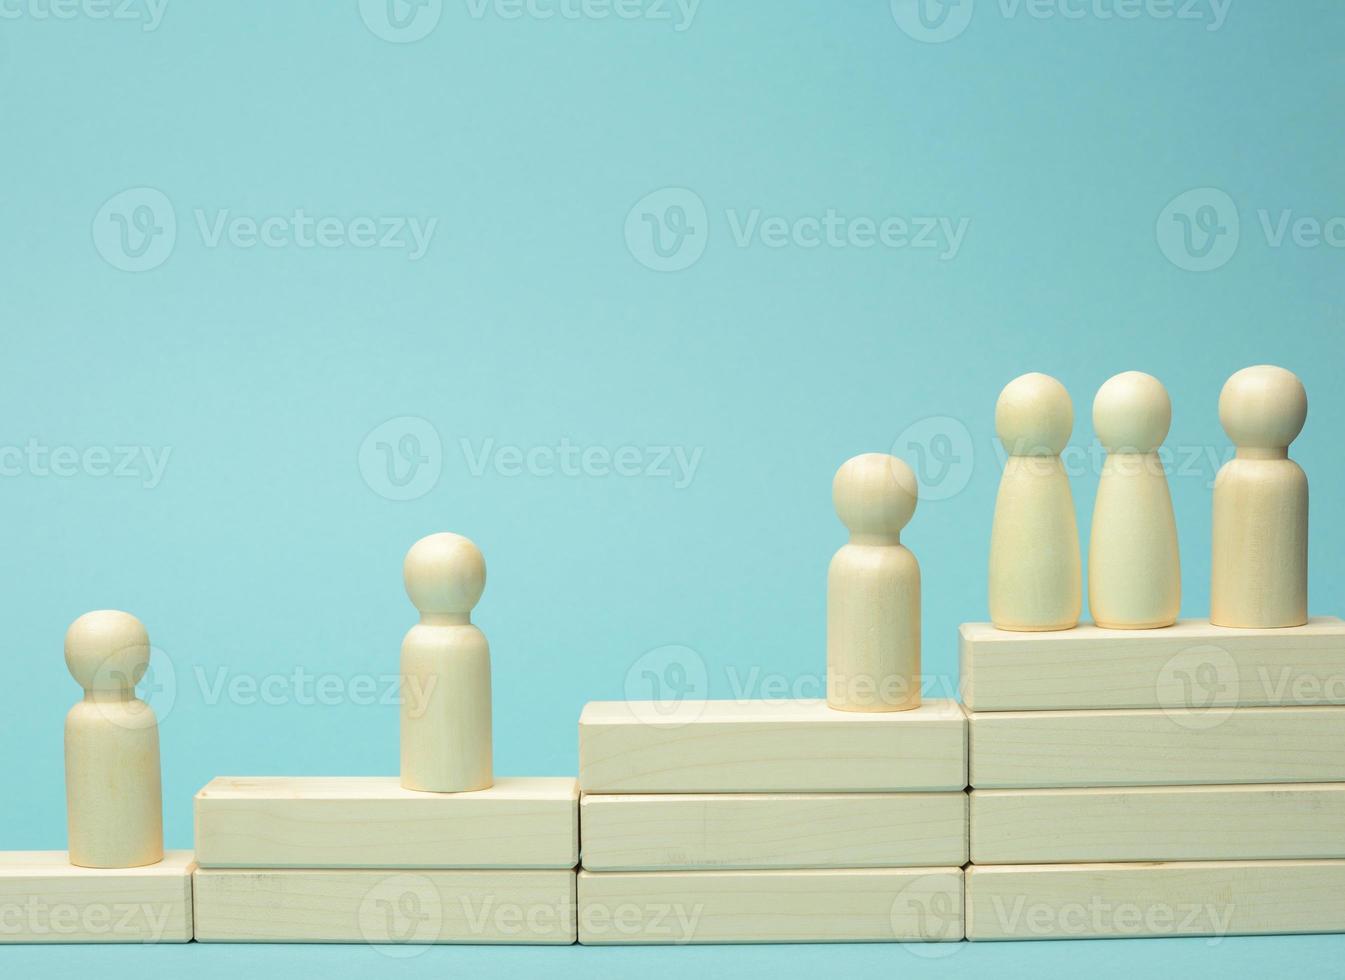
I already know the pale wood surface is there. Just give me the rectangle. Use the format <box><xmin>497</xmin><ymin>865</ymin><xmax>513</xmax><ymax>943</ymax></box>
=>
<box><xmin>970</xmin><ymin>704</ymin><xmax>1345</xmax><ymax>788</ymax></box>
<box><xmin>959</xmin><ymin>617</ymin><xmax>1345</xmax><ymax>711</ymax></box>
<box><xmin>971</xmin><ymin>783</ymin><xmax>1345</xmax><ymax>863</ymax></box>
<box><xmin>195</xmin><ymin>776</ymin><xmax>578</xmax><ymax>869</ymax></box>
<box><xmin>577</xmin><ymin>867</ymin><xmax>964</xmax><ymax>944</ymax></box>
<box><xmin>581</xmin><ymin>791</ymin><xmax>967</xmax><ymax>870</ymax></box>
<box><xmin>579</xmin><ymin>698</ymin><xmax>967</xmax><ymax>793</ymax></box>
<box><xmin>0</xmin><ymin>850</ymin><xmax>193</xmax><ymax>944</ymax></box>
<box><xmin>193</xmin><ymin>867</ymin><xmax>576</xmax><ymax>944</ymax></box>
<box><xmin>967</xmin><ymin>859</ymin><xmax>1345</xmax><ymax>940</ymax></box>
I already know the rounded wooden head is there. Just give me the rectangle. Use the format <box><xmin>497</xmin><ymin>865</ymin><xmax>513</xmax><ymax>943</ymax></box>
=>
<box><xmin>833</xmin><ymin>452</ymin><xmax>917</xmax><ymax>537</ymax></box>
<box><xmin>1093</xmin><ymin>371</ymin><xmax>1172</xmax><ymax>453</ymax></box>
<box><xmin>1219</xmin><ymin>365</ymin><xmax>1307</xmax><ymax>450</ymax></box>
<box><xmin>64</xmin><ymin>610</ymin><xmax>150</xmax><ymax>694</ymax></box>
<box><xmin>403</xmin><ymin>532</ymin><xmax>486</xmax><ymax>616</ymax></box>
<box><xmin>996</xmin><ymin>373</ymin><xmax>1073</xmax><ymax>456</ymax></box>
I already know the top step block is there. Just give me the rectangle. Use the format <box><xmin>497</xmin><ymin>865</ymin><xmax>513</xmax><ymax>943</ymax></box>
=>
<box><xmin>579</xmin><ymin>699</ymin><xmax>966</xmax><ymax>793</ymax></box>
<box><xmin>959</xmin><ymin>617</ymin><xmax>1345</xmax><ymax>712</ymax></box>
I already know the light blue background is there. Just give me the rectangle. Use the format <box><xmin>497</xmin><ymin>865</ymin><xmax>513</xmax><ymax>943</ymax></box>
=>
<box><xmin>1</xmin><ymin>0</ymin><xmax>1342</xmax><ymax>975</ymax></box>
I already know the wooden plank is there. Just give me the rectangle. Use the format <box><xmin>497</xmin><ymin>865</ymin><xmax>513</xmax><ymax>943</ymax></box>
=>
<box><xmin>967</xmin><ymin>860</ymin><xmax>1345</xmax><ymax>940</ymax></box>
<box><xmin>969</xmin><ymin>704</ymin><xmax>1345</xmax><ymax>788</ymax></box>
<box><xmin>581</xmin><ymin>792</ymin><xmax>967</xmax><ymax>870</ymax></box>
<box><xmin>579</xmin><ymin>698</ymin><xmax>966</xmax><ymax>793</ymax></box>
<box><xmin>194</xmin><ymin>776</ymin><xmax>577</xmax><ymax>869</ymax></box>
<box><xmin>971</xmin><ymin>784</ymin><xmax>1345</xmax><ymax>863</ymax></box>
<box><xmin>193</xmin><ymin>868</ymin><xmax>575</xmax><ymax>944</ymax></box>
<box><xmin>959</xmin><ymin>616</ymin><xmax>1345</xmax><ymax>712</ymax></box>
<box><xmin>577</xmin><ymin>868</ymin><xmax>963</xmax><ymax>944</ymax></box>
<box><xmin>0</xmin><ymin>850</ymin><xmax>193</xmax><ymax>944</ymax></box>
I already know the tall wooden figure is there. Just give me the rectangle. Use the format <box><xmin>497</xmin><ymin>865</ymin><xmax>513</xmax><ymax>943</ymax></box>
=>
<box><xmin>827</xmin><ymin>452</ymin><xmax>921</xmax><ymax>712</ymax></box>
<box><xmin>1089</xmin><ymin>371</ymin><xmax>1181</xmax><ymax>628</ymax></box>
<box><xmin>1211</xmin><ymin>365</ymin><xmax>1309</xmax><ymax>628</ymax></box>
<box><xmin>400</xmin><ymin>532</ymin><xmax>494</xmax><ymax>793</ymax></box>
<box><xmin>989</xmin><ymin>373</ymin><xmax>1082</xmax><ymax>631</ymax></box>
<box><xmin>64</xmin><ymin>610</ymin><xmax>164</xmax><ymax>868</ymax></box>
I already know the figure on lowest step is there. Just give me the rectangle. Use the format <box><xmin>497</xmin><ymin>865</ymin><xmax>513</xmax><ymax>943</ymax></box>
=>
<box><xmin>1211</xmin><ymin>365</ymin><xmax>1309</xmax><ymax>629</ymax></box>
<box><xmin>988</xmin><ymin>373</ymin><xmax>1082</xmax><ymax>631</ymax></box>
<box><xmin>64</xmin><ymin>610</ymin><xmax>164</xmax><ymax>868</ymax></box>
<box><xmin>400</xmin><ymin>532</ymin><xmax>494</xmax><ymax>793</ymax></box>
<box><xmin>827</xmin><ymin>452</ymin><xmax>921</xmax><ymax>711</ymax></box>
<box><xmin>1088</xmin><ymin>371</ymin><xmax>1181</xmax><ymax>629</ymax></box>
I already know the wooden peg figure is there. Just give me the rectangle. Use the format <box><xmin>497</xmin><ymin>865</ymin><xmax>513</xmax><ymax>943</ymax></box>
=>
<box><xmin>1211</xmin><ymin>365</ymin><xmax>1309</xmax><ymax>628</ymax></box>
<box><xmin>64</xmin><ymin>610</ymin><xmax>164</xmax><ymax>869</ymax></box>
<box><xmin>988</xmin><ymin>373</ymin><xmax>1082</xmax><ymax>631</ymax></box>
<box><xmin>1088</xmin><ymin>371</ymin><xmax>1181</xmax><ymax>628</ymax></box>
<box><xmin>400</xmin><ymin>532</ymin><xmax>494</xmax><ymax>793</ymax></box>
<box><xmin>827</xmin><ymin>453</ymin><xmax>921</xmax><ymax>712</ymax></box>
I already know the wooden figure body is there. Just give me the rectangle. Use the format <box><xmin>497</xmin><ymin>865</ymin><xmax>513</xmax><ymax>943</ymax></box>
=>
<box><xmin>988</xmin><ymin>373</ymin><xmax>1082</xmax><ymax>631</ymax></box>
<box><xmin>1211</xmin><ymin>365</ymin><xmax>1309</xmax><ymax>628</ymax></box>
<box><xmin>64</xmin><ymin>610</ymin><xmax>164</xmax><ymax>869</ymax></box>
<box><xmin>400</xmin><ymin>532</ymin><xmax>494</xmax><ymax>793</ymax></box>
<box><xmin>1088</xmin><ymin>371</ymin><xmax>1181</xmax><ymax>629</ymax></box>
<box><xmin>827</xmin><ymin>452</ymin><xmax>921</xmax><ymax>712</ymax></box>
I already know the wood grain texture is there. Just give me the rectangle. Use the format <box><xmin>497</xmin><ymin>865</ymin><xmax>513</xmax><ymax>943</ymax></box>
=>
<box><xmin>193</xmin><ymin>868</ymin><xmax>575</xmax><ymax>944</ymax></box>
<box><xmin>577</xmin><ymin>867</ymin><xmax>963</xmax><ymax>944</ymax></box>
<box><xmin>969</xmin><ymin>704</ymin><xmax>1345</xmax><ymax>788</ymax></box>
<box><xmin>194</xmin><ymin>776</ymin><xmax>577</xmax><ymax>869</ymax></box>
<box><xmin>579</xmin><ymin>698</ymin><xmax>966</xmax><ymax>793</ymax></box>
<box><xmin>581</xmin><ymin>791</ymin><xmax>967</xmax><ymax>870</ymax></box>
<box><xmin>959</xmin><ymin>617</ymin><xmax>1345</xmax><ymax>712</ymax></box>
<box><xmin>971</xmin><ymin>783</ymin><xmax>1345</xmax><ymax>863</ymax></box>
<box><xmin>967</xmin><ymin>860</ymin><xmax>1345</xmax><ymax>940</ymax></box>
<box><xmin>0</xmin><ymin>850</ymin><xmax>193</xmax><ymax>944</ymax></box>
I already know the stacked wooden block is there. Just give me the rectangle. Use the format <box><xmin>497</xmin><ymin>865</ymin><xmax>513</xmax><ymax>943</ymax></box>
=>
<box><xmin>191</xmin><ymin>776</ymin><xmax>579</xmax><ymax>944</ymax></box>
<box><xmin>575</xmin><ymin>698</ymin><xmax>969</xmax><ymax>944</ymax></box>
<box><xmin>960</xmin><ymin>617</ymin><xmax>1345</xmax><ymax>941</ymax></box>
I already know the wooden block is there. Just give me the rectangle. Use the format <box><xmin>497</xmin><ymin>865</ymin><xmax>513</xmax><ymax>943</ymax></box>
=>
<box><xmin>193</xmin><ymin>868</ymin><xmax>575</xmax><ymax>944</ymax></box>
<box><xmin>194</xmin><ymin>776</ymin><xmax>577</xmax><ymax>869</ymax></box>
<box><xmin>581</xmin><ymin>792</ymin><xmax>967</xmax><ymax>870</ymax></box>
<box><xmin>959</xmin><ymin>617</ymin><xmax>1345</xmax><ymax>712</ymax></box>
<box><xmin>969</xmin><ymin>704</ymin><xmax>1345</xmax><ymax>788</ymax></box>
<box><xmin>971</xmin><ymin>784</ymin><xmax>1345</xmax><ymax>863</ymax></box>
<box><xmin>577</xmin><ymin>868</ymin><xmax>963</xmax><ymax>944</ymax></box>
<box><xmin>0</xmin><ymin>851</ymin><xmax>193</xmax><ymax>944</ymax></box>
<box><xmin>966</xmin><ymin>860</ymin><xmax>1345</xmax><ymax>940</ymax></box>
<box><xmin>579</xmin><ymin>699</ymin><xmax>966</xmax><ymax>793</ymax></box>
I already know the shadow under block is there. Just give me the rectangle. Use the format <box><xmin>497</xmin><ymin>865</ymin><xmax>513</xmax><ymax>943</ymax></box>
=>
<box><xmin>577</xmin><ymin>868</ymin><xmax>964</xmax><ymax>944</ymax></box>
<box><xmin>960</xmin><ymin>617</ymin><xmax>1345</xmax><ymax>712</ymax></box>
<box><xmin>581</xmin><ymin>792</ymin><xmax>968</xmax><ymax>870</ymax></box>
<box><xmin>969</xmin><ymin>705</ymin><xmax>1345</xmax><ymax>788</ymax></box>
<box><xmin>0</xmin><ymin>851</ymin><xmax>194</xmax><ymax>944</ymax></box>
<box><xmin>578</xmin><ymin>699</ymin><xmax>966</xmax><ymax>793</ymax></box>
<box><xmin>971</xmin><ymin>784</ymin><xmax>1345</xmax><ymax>863</ymax></box>
<box><xmin>193</xmin><ymin>868</ymin><xmax>576</xmax><ymax>944</ymax></box>
<box><xmin>966</xmin><ymin>861</ymin><xmax>1345</xmax><ymax>940</ymax></box>
<box><xmin>194</xmin><ymin>776</ymin><xmax>577</xmax><ymax>869</ymax></box>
